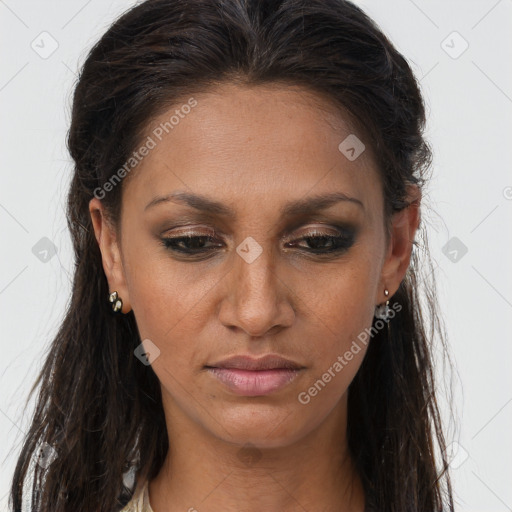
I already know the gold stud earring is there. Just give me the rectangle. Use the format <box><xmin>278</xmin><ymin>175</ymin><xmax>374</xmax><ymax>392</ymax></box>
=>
<box><xmin>108</xmin><ymin>291</ymin><xmax>123</xmax><ymax>313</ymax></box>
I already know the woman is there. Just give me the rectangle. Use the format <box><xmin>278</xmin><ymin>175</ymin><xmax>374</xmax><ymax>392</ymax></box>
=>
<box><xmin>10</xmin><ymin>0</ymin><xmax>455</xmax><ymax>510</ymax></box>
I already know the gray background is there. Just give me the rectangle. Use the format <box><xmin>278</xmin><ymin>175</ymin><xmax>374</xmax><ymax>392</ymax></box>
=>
<box><xmin>1</xmin><ymin>0</ymin><xmax>511</xmax><ymax>510</ymax></box>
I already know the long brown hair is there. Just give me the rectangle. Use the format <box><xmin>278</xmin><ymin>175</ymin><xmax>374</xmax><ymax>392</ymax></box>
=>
<box><xmin>10</xmin><ymin>0</ymin><xmax>455</xmax><ymax>510</ymax></box>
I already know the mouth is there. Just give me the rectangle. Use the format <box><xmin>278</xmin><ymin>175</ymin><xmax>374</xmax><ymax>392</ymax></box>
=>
<box><xmin>204</xmin><ymin>354</ymin><xmax>304</xmax><ymax>396</ymax></box>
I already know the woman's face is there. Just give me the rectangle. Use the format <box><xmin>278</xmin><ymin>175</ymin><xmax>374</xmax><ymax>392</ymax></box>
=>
<box><xmin>91</xmin><ymin>83</ymin><xmax>415</xmax><ymax>448</ymax></box>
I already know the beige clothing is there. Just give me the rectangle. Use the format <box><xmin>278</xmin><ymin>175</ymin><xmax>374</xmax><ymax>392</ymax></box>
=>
<box><xmin>120</xmin><ymin>480</ymin><xmax>154</xmax><ymax>512</ymax></box>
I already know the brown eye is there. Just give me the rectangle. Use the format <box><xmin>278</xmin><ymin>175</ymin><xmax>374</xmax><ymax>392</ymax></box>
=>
<box><xmin>284</xmin><ymin>228</ymin><xmax>355</xmax><ymax>254</ymax></box>
<box><xmin>160</xmin><ymin>234</ymin><xmax>223</xmax><ymax>253</ymax></box>
<box><xmin>159</xmin><ymin>226</ymin><xmax>356</xmax><ymax>258</ymax></box>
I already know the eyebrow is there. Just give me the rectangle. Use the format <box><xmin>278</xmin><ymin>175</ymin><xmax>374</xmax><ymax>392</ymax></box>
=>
<box><xmin>144</xmin><ymin>190</ymin><xmax>364</xmax><ymax>217</ymax></box>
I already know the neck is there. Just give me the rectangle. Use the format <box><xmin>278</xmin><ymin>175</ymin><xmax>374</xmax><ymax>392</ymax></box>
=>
<box><xmin>148</xmin><ymin>391</ymin><xmax>365</xmax><ymax>512</ymax></box>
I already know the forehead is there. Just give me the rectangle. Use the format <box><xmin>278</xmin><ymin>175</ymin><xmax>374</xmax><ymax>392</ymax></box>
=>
<box><xmin>123</xmin><ymin>83</ymin><xmax>382</xmax><ymax>220</ymax></box>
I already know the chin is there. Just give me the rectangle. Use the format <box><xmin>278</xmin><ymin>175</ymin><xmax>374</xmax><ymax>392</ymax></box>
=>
<box><xmin>210</xmin><ymin>404</ymin><xmax>312</xmax><ymax>450</ymax></box>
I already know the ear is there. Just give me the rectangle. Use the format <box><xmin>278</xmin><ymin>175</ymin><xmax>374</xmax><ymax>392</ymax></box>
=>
<box><xmin>89</xmin><ymin>197</ymin><xmax>132</xmax><ymax>313</ymax></box>
<box><xmin>376</xmin><ymin>184</ymin><xmax>421</xmax><ymax>304</ymax></box>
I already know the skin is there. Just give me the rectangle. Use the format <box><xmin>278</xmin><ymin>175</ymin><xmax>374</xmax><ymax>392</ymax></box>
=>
<box><xmin>89</xmin><ymin>83</ymin><xmax>420</xmax><ymax>512</ymax></box>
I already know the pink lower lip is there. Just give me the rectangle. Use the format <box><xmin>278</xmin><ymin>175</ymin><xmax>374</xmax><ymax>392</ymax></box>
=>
<box><xmin>206</xmin><ymin>367</ymin><xmax>301</xmax><ymax>396</ymax></box>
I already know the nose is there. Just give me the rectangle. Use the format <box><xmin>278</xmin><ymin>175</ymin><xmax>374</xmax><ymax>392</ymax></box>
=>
<box><xmin>218</xmin><ymin>242</ymin><xmax>295</xmax><ymax>338</ymax></box>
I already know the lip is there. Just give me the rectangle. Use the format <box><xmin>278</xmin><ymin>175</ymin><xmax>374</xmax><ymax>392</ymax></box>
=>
<box><xmin>205</xmin><ymin>354</ymin><xmax>304</xmax><ymax>396</ymax></box>
<box><xmin>206</xmin><ymin>368</ymin><xmax>301</xmax><ymax>396</ymax></box>
<box><xmin>206</xmin><ymin>354</ymin><xmax>303</xmax><ymax>371</ymax></box>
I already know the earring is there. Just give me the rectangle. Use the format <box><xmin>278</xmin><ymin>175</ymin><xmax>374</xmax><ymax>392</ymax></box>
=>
<box><xmin>108</xmin><ymin>291</ymin><xmax>123</xmax><ymax>313</ymax></box>
<box><xmin>374</xmin><ymin>288</ymin><xmax>391</xmax><ymax>321</ymax></box>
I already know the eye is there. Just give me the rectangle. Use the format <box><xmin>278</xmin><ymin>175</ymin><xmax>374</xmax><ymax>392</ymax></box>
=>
<box><xmin>160</xmin><ymin>226</ymin><xmax>356</xmax><ymax>258</ymax></box>
<box><xmin>160</xmin><ymin>233</ymin><xmax>223</xmax><ymax>254</ymax></box>
<box><xmin>284</xmin><ymin>228</ymin><xmax>355</xmax><ymax>254</ymax></box>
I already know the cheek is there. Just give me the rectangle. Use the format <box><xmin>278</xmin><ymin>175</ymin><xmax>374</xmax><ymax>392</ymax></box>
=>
<box><xmin>123</xmin><ymin>250</ymin><xmax>215</xmax><ymax>369</ymax></box>
<box><xmin>291</xmin><ymin>281</ymin><xmax>374</xmax><ymax>428</ymax></box>
<box><xmin>297</xmin><ymin>255</ymin><xmax>378</xmax><ymax>346</ymax></box>
<box><xmin>127</xmin><ymin>268</ymin><xmax>213</xmax><ymax>414</ymax></box>
<box><xmin>291</xmin><ymin>254</ymin><xmax>379</xmax><ymax>400</ymax></box>
<box><xmin>124</xmin><ymin>232</ymin><xmax>218</xmax><ymax>330</ymax></box>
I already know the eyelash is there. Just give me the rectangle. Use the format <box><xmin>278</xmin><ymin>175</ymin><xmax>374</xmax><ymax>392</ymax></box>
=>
<box><xmin>159</xmin><ymin>228</ymin><xmax>355</xmax><ymax>257</ymax></box>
